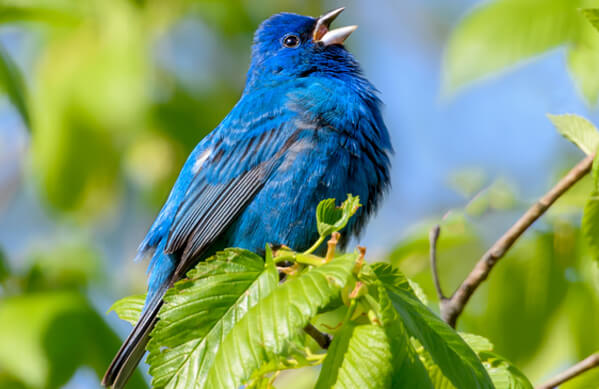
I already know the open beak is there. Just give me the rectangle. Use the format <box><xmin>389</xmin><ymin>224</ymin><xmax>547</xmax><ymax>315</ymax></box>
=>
<box><xmin>313</xmin><ymin>7</ymin><xmax>358</xmax><ymax>46</ymax></box>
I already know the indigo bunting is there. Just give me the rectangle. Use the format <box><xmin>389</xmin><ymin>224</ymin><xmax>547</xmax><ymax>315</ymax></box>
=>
<box><xmin>102</xmin><ymin>8</ymin><xmax>391</xmax><ymax>388</ymax></box>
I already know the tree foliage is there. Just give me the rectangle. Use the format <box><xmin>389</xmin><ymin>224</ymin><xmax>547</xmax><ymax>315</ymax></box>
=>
<box><xmin>444</xmin><ymin>0</ymin><xmax>599</xmax><ymax>105</ymax></box>
<box><xmin>110</xmin><ymin>195</ymin><xmax>529</xmax><ymax>388</ymax></box>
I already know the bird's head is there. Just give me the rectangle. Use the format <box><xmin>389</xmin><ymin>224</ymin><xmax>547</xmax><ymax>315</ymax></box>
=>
<box><xmin>245</xmin><ymin>8</ymin><xmax>360</xmax><ymax>90</ymax></box>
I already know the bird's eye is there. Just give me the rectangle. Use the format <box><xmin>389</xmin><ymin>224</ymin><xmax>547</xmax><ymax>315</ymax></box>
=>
<box><xmin>282</xmin><ymin>34</ymin><xmax>300</xmax><ymax>48</ymax></box>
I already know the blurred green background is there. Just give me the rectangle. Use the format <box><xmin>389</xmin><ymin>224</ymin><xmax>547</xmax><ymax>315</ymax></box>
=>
<box><xmin>1</xmin><ymin>0</ymin><xmax>599</xmax><ymax>387</ymax></box>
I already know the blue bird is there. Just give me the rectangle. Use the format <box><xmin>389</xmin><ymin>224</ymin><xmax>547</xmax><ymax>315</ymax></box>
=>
<box><xmin>102</xmin><ymin>8</ymin><xmax>391</xmax><ymax>388</ymax></box>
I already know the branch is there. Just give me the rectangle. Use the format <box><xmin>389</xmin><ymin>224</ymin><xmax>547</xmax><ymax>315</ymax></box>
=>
<box><xmin>537</xmin><ymin>352</ymin><xmax>599</xmax><ymax>389</ymax></box>
<box><xmin>440</xmin><ymin>154</ymin><xmax>594</xmax><ymax>327</ymax></box>
<box><xmin>429</xmin><ymin>224</ymin><xmax>446</xmax><ymax>300</ymax></box>
<box><xmin>304</xmin><ymin>323</ymin><xmax>332</xmax><ymax>349</ymax></box>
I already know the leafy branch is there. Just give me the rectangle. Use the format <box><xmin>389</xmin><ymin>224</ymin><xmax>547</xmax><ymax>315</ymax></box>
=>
<box><xmin>429</xmin><ymin>113</ymin><xmax>599</xmax><ymax>385</ymax></box>
<box><xmin>108</xmin><ymin>194</ymin><xmax>525</xmax><ymax>389</ymax></box>
<box><xmin>433</xmin><ymin>153</ymin><xmax>593</xmax><ymax>327</ymax></box>
<box><xmin>431</xmin><ymin>114</ymin><xmax>598</xmax><ymax>329</ymax></box>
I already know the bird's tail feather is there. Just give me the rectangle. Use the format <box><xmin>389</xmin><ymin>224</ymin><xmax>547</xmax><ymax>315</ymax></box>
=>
<box><xmin>102</xmin><ymin>290</ymin><xmax>165</xmax><ymax>389</ymax></box>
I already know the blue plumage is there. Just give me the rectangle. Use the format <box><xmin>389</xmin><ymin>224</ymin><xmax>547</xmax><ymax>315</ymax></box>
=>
<box><xmin>103</xmin><ymin>9</ymin><xmax>391</xmax><ymax>388</ymax></box>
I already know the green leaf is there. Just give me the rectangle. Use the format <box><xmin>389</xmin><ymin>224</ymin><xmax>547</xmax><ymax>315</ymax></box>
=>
<box><xmin>204</xmin><ymin>252</ymin><xmax>357</xmax><ymax>388</ymax></box>
<box><xmin>548</xmin><ymin>114</ymin><xmax>599</xmax><ymax>155</ymax></box>
<box><xmin>315</xmin><ymin>323</ymin><xmax>393</xmax><ymax>389</ymax></box>
<box><xmin>316</xmin><ymin>194</ymin><xmax>361</xmax><ymax>237</ymax></box>
<box><xmin>372</xmin><ymin>269</ymin><xmax>434</xmax><ymax>389</ymax></box>
<box><xmin>568</xmin><ymin>19</ymin><xmax>599</xmax><ymax>105</ymax></box>
<box><xmin>444</xmin><ymin>0</ymin><xmax>581</xmax><ymax>92</ymax></box>
<box><xmin>407</xmin><ymin>277</ymin><xmax>429</xmax><ymax>306</ymax></box>
<box><xmin>460</xmin><ymin>333</ymin><xmax>494</xmax><ymax>353</ymax></box>
<box><xmin>412</xmin><ymin>339</ymin><xmax>455</xmax><ymax>389</ymax></box>
<box><xmin>0</xmin><ymin>44</ymin><xmax>29</xmax><ymax>128</ymax></box>
<box><xmin>372</xmin><ymin>263</ymin><xmax>494</xmax><ymax>389</ymax></box>
<box><xmin>461</xmin><ymin>333</ymin><xmax>533</xmax><ymax>389</ymax></box>
<box><xmin>22</xmin><ymin>241</ymin><xmax>102</xmax><ymax>291</ymax></box>
<box><xmin>0</xmin><ymin>1</ymin><xmax>85</xmax><ymax>24</ymax></box>
<box><xmin>30</xmin><ymin>6</ymin><xmax>149</xmax><ymax>219</ymax></box>
<box><xmin>478</xmin><ymin>351</ymin><xmax>533</xmax><ymax>389</ymax></box>
<box><xmin>592</xmin><ymin>146</ymin><xmax>599</xmax><ymax>191</ymax></box>
<box><xmin>582</xmin><ymin>9</ymin><xmax>599</xmax><ymax>32</ymax></box>
<box><xmin>147</xmin><ymin>248</ymin><xmax>278</xmax><ymax>389</ymax></box>
<box><xmin>0</xmin><ymin>291</ymin><xmax>147</xmax><ymax>389</ymax></box>
<box><xmin>355</xmin><ymin>263</ymin><xmax>433</xmax><ymax>388</ymax></box>
<box><xmin>416</xmin><ymin>332</ymin><xmax>533</xmax><ymax>389</ymax></box>
<box><xmin>582</xmin><ymin>192</ymin><xmax>599</xmax><ymax>262</ymax></box>
<box><xmin>108</xmin><ymin>294</ymin><xmax>145</xmax><ymax>326</ymax></box>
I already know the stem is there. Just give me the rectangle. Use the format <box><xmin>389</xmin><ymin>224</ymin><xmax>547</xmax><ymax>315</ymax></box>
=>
<box><xmin>344</xmin><ymin>299</ymin><xmax>357</xmax><ymax>323</ymax></box>
<box><xmin>537</xmin><ymin>352</ymin><xmax>599</xmax><ymax>389</ymax></box>
<box><xmin>304</xmin><ymin>323</ymin><xmax>332</xmax><ymax>350</ymax></box>
<box><xmin>295</xmin><ymin>253</ymin><xmax>326</xmax><ymax>267</ymax></box>
<box><xmin>440</xmin><ymin>154</ymin><xmax>594</xmax><ymax>328</ymax></box>
<box><xmin>304</xmin><ymin>236</ymin><xmax>326</xmax><ymax>255</ymax></box>
<box><xmin>275</xmin><ymin>251</ymin><xmax>325</xmax><ymax>267</ymax></box>
<box><xmin>429</xmin><ymin>224</ymin><xmax>446</xmax><ymax>300</ymax></box>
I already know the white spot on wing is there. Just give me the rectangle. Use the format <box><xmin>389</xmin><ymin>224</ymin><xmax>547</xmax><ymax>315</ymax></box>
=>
<box><xmin>280</xmin><ymin>139</ymin><xmax>313</xmax><ymax>171</ymax></box>
<box><xmin>192</xmin><ymin>148</ymin><xmax>212</xmax><ymax>174</ymax></box>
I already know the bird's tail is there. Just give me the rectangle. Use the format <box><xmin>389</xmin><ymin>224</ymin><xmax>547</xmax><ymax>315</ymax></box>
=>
<box><xmin>103</xmin><ymin>246</ymin><xmax>177</xmax><ymax>389</ymax></box>
<box><xmin>102</xmin><ymin>289</ymin><xmax>165</xmax><ymax>389</ymax></box>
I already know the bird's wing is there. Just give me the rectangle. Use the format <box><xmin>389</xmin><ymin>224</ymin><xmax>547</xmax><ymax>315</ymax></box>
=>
<box><xmin>164</xmin><ymin>118</ymin><xmax>304</xmax><ymax>271</ymax></box>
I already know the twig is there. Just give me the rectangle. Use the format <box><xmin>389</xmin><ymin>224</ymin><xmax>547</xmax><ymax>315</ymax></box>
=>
<box><xmin>429</xmin><ymin>225</ymin><xmax>446</xmax><ymax>300</ymax></box>
<box><xmin>537</xmin><ymin>352</ymin><xmax>599</xmax><ymax>389</ymax></box>
<box><xmin>440</xmin><ymin>154</ymin><xmax>594</xmax><ymax>327</ymax></box>
<box><xmin>304</xmin><ymin>323</ymin><xmax>332</xmax><ymax>349</ymax></box>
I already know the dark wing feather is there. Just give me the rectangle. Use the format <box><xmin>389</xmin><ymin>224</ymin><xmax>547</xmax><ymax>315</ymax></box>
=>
<box><xmin>164</xmin><ymin>127</ymin><xmax>300</xmax><ymax>271</ymax></box>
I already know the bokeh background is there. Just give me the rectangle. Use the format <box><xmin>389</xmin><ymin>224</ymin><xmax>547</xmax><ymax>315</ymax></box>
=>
<box><xmin>1</xmin><ymin>0</ymin><xmax>599</xmax><ymax>388</ymax></box>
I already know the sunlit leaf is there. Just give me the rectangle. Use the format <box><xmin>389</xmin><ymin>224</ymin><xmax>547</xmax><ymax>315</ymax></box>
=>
<box><xmin>461</xmin><ymin>333</ymin><xmax>533</xmax><ymax>389</ymax></box>
<box><xmin>548</xmin><ymin>114</ymin><xmax>599</xmax><ymax>155</ymax></box>
<box><xmin>108</xmin><ymin>294</ymin><xmax>145</xmax><ymax>326</ymax></box>
<box><xmin>568</xmin><ymin>21</ymin><xmax>599</xmax><ymax>105</ymax></box>
<box><xmin>30</xmin><ymin>2</ymin><xmax>148</xmax><ymax>219</ymax></box>
<box><xmin>372</xmin><ymin>263</ymin><xmax>494</xmax><ymax>389</ymax></box>
<box><xmin>407</xmin><ymin>277</ymin><xmax>429</xmax><ymax>306</ymax></box>
<box><xmin>147</xmin><ymin>248</ymin><xmax>278</xmax><ymax>389</ymax></box>
<box><xmin>372</xmin><ymin>269</ymin><xmax>434</xmax><ymax>389</ymax></box>
<box><xmin>444</xmin><ymin>0</ymin><xmax>580</xmax><ymax>92</ymax></box>
<box><xmin>412</xmin><ymin>339</ymin><xmax>455</xmax><ymax>389</ymax></box>
<box><xmin>316</xmin><ymin>194</ymin><xmax>361</xmax><ymax>237</ymax></box>
<box><xmin>315</xmin><ymin>323</ymin><xmax>393</xmax><ymax>389</ymax></box>
<box><xmin>479</xmin><ymin>351</ymin><xmax>533</xmax><ymax>389</ymax></box>
<box><xmin>460</xmin><ymin>333</ymin><xmax>494</xmax><ymax>353</ymax></box>
<box><xmin>204</xmin><ymin>252</ymin><xmax>357</xmax><ymax>388</ymax></box>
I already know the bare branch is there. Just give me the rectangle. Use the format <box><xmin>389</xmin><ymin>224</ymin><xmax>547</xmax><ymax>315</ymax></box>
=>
<box><xmin>304</xmin><ymin>323</ymin><xmax>332</xmax><ymax>349</ymax></box>
<box><xmin>429</xmin><ymin>224</ymin><xmax>446</xmax><ymax>300</ymax></box>
<box><xmin>537</xmin><ymin>352</ymin><xmax>599</xmax><ymax>389</ymax></box>
<box><xmin>441</xmin><ymin>154</ymin><xmax>594</xmax><ymax>328</ymax></box>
